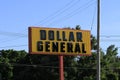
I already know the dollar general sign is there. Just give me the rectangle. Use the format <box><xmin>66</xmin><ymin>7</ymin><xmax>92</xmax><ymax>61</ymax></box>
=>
<box><xmin>29</xmin><ymin>27</ymin><xmax>91</xmax><ymax>56</ymax></box>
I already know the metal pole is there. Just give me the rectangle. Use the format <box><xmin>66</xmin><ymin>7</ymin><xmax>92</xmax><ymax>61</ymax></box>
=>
<box><xmin>97</xmin><ymin>0</ymin><xmax>100</xmax><ymax>80</ymax></box>
<box><xmin>59</xmin><ymin>55</ymin><xmax>64</xmax><ymax>80</ymax></box>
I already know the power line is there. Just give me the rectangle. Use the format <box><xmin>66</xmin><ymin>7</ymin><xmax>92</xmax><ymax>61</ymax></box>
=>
<box><xmin>0</xmin><ymin>40</ymin><xmax>120</xmax><ymax>49</ymax></box>
<box><xmin>0</xmin><ymin>44</ymin><xmax>27</xmax><ymax>48</ymax></box>
<box><xmin>100</xmin><ymin>39</ymin><xmax>120</xmax><ymax>42</ymax></box>
<box><xmin>34</xmin><ymin>0</ymin><xmax>79</xmax><ymax>25</ymax></box>
<box><xmin>90</xmin><ymin>4</ymin><xmax>97</xmax><ymax>31</ymax></box>
<box><xmin>1</xmin><ymin>31</ymin><xmax>120</xmax><ymax>38</ymax></box>
<box><xmin>40</xmin><ymin>0</ymin><xmax>82</xmax><ymax>26</ymax></box>
<box><xmin>1</xmin><ymin>30</ymin><xmax>120</xmax><ymax>48</ymax></box>
<box><xmin>47</xmin><ymin>0</ymin><xmax>96</xmax><ymax>26</ymax></box>
<box><xmin>2</xmin><ymin>63</ymin><xmax>120</xmax><ymax>70</ymax></box>
<box><xmin>7</xmin><ymin>63</ymin><xmax>98</xmax><ymax>69</ymax></box>
<box><xmin>1</xmin><ymin>31</ymin><xmax>120</xmax><ymax>40</ymax></box>
<box><xmin>0</xmin><ymin>37</ymin><xmax>27</xmax><ymax>43</ymax></box>
<box><xmin>0</xmin><ymin>31</ymin><xmax>27</xmax><ymax>37</ymax></box>
<box><xmin>0</xmin><ymin>31</ymin><xmax>27</xmax><ymax>43</ymax></box>
<box><xmin>100</xmin><ymin>35</ymin><xmax>120</xmax><ymax>38</ymax></box>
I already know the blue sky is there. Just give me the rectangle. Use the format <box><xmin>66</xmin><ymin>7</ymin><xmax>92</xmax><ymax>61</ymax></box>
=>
<box><xmin>0</xmin><ymin>0</ymin><xmax>120</xmax><ymax>55</ymax></box>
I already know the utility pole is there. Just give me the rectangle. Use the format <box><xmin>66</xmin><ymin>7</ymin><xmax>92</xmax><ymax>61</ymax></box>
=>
<box><xmin>97</xmin><ymin>0</ymin><xmax>100</xmax><ymax>80</ymax></box>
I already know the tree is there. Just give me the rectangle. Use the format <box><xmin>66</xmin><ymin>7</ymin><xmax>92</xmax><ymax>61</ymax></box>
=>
<box><xmin>75</xmin><ymin>25</ymin><xmax>81</xmax><ymax>30</ymax></box>
<box><xmin>0</xmin><ymin>49</ymin><xmax>27</xmax><ymax>80</ymax></box>
<box><xmin>101</xmin><ymin>45</ymin><xmax>119</xmax><ymax>80</ymax></box>
<box><xmin>13</xmin><ymin>54</ymin><xmax>59</xmax><ymax>80</ymax></box>
<box><xmin>1</xmin><ymin>26</ymin><xmax>120</xmax><ymax>80</ymax></box>
<box><xmin>76</xmin><ymin>35</ymin><xmax>98</xmax><ymax>80</ymax></box>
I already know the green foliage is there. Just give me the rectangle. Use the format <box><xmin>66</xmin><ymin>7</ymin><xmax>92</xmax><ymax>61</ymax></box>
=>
<box><xmin>75</xmin><ymin>25</ymin><xmax>81</xmax><ymax>30</ymax></box>
<box><xmin>0</xmin><ymin>49</ymin><xmax>27</xmax><ymax>80</ymax></box>
<box><xmin>13</xmin><ymin>55</ymin><xmax>59</xmax><ymax>80</ymax></box>
<box><xmin>1</xmin><ymin>26</ymin><xmax>120</xmax><ymax>80</ymax></box>
<box><xmin>64</xmin><ymin>56</ymin><xmax>77</xmax><ymax>80</ymax></box>
<box><xmin>91</xmin><ymin>35</ymin><xmax>97</xmax><ymax>50</ymax></box>
<box><xmin>0</xmin><ymin>42</ymin><xmax>120</xmax><ymax>80</ymax></box>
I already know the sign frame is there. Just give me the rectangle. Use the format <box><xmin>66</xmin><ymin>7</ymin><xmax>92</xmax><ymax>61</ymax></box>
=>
<box><xmin>28</xmin><ymin>27</ymin><xmax>91</xmax><ymax>56</ymax></box>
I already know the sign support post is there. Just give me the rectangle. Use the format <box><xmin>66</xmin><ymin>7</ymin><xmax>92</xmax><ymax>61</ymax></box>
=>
<box><xmin>59</xmin><ymin>55</ymin><xmax>64</xmax><ymax>80</ymax></box>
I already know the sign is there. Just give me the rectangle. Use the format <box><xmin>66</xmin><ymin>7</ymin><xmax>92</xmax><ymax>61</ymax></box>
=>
<box><xmin>28</xmin><ymin>27</ymin><xmax>91</xmax><ymax>56</ymax></box>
